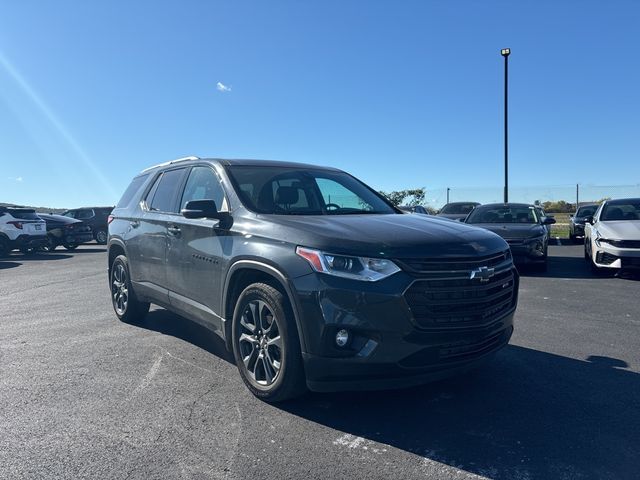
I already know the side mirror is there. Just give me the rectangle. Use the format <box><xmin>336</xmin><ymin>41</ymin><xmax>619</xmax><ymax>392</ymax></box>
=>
<box><xmin>181</xmin><ymin>199</ymin><xmax>227</xmax><ymax>220</ymax></box>
<box><xmin>584</xmin><ymin>215</ymin><xmax>594</xmax><ymax>225</ymax></box>
<box><xmin>542</xmin><ymin>217</ymin><xmax>556</xmax><ymax>225</ymax></box>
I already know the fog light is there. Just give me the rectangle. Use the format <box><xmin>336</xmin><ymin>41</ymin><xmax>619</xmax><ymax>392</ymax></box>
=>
<box><xmin>335</xmin><ymin>329</ymin><xmax>349</xmax><ymax>347</ymax></box>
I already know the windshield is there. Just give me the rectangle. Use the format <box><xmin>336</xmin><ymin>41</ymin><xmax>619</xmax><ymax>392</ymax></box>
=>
<box><xmin>576</xmin><ymin>206</ymin><xmax>597</xmax><ymax>217</ymax></box>
<box><xmin>226</xmin><ymin>165</ymin><xmax>396</xmax><ymax>215</ymax></box>
<box><xmin>466</xmin><ymin>205</ymin><xmax>539</xmax><ymax>224</ymax></box>
<box><xmin>440</xmin><ymin>203</ymin><xmax>477</xmax><ymax>215</ymax></box>
<box><xmin>600</xmin><ymin>200</ymin><xmax>640</xmax><ymax>221</ymax></box>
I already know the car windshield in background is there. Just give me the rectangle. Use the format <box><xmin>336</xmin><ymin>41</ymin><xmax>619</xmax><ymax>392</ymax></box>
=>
<box><xmin>467</xmin><ymin>206</ymin><xmax>539</xmax><ymax>224</ymax></box>
<box><xmin>440</xmin><ymin>203</ymin><xmax>477</xmax><ymax>215</ymax></box>
<box><xmin>600</xmin><ymin>200</ymin><xmax>640</xmax><ymax>221</ymax></box>
<box><xmin>226</xmin><ymin>165</ymin><xmax>396</xmax><ymax>215</ymax></box>
<box><xmin>576</xmin><ymin>206</ymin><xmax>597</xmax><ymax>217</ymax></box>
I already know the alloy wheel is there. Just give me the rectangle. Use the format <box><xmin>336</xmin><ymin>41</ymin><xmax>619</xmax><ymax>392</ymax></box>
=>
<box><xmin>111</xmin><ymin>263</ymin><xmax>129</xmax><ymax>315</ymax></box>
<box><xmin>238</xmin><ymin>299</ymin><xmax>283</xmax><ymax>386</ymax></box>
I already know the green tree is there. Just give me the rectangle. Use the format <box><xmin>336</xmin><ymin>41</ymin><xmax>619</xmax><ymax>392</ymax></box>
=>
<box><xmin>379</xmin><ymin>188</ymin><xmax>426</xmax><ymax>207</ymax></box>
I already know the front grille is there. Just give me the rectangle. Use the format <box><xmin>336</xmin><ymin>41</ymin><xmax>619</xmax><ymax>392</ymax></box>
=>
<box><xmin>607</xmin><ymin>240</ymin><xmax>640</xmax><ymax>249</ymax></box>
<box><xmin>439</xmin><ymin>328</ymin><xmax>511</xmax><ymax>362</ymax></box>
<box><xmin>402</xmin><ymin>260</ymin><xmax>517</xmax><ymax>330</ymax></box>
<box><xmin>396</xmin><ymin>251</ymin><xmax>511</xmax><ymax>274</ymax></box>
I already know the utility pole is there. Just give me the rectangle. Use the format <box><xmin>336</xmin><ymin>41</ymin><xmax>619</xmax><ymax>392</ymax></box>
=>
<box><xmin>576</xmin><ymin>184</ymin><xmax>579</xmax><ymax>209</ymax></box>
<box><xmin>501</xmin><ymin>48</ymin><xmax>511</xmax><ymax>203</ymax></box>
<box><xmin>447</xmin><ymin>187</ymin><xmax>450</xmax><ymax>204</ymax></box>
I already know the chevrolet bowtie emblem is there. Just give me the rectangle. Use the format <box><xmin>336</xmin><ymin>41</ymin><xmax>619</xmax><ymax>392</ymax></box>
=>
<box><xmin>470</xmin><ymin>266</ymin><xmax>495</xmax><ymax>282</ymax></box>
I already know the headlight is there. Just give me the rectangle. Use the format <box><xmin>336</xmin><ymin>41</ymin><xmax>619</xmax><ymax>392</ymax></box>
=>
<box><xmin>296</xmin><ymin>246</ymin><xmax>401</xmax><ymax>281</ymax></box>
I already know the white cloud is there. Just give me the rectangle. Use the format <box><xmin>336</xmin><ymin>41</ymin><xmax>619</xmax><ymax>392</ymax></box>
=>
<box><xmin>216</xmin><ymin>81</ymin><xmax>232</xmax><ymax>92</ymax></box>
<box><xmin>7</xmin><ymin>176</ymin><xmax>23</xmax><ymax>182</ymax></box>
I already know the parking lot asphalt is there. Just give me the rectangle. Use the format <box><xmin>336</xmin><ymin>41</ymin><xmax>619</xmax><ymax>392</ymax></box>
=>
<box><xmin>1</xmin><ymin>244</ymin><xmax>639</xmax><ymax>480</ymax></box>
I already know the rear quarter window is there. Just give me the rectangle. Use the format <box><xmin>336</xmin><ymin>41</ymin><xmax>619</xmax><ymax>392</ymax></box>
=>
<box><xmin>117</xmin><ymin>174</ymin><xmax>149</xmax><ymax>208</ymax></box>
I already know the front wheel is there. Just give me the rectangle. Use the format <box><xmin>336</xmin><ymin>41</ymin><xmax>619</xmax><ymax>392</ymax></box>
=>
<box><xmin>63</xmin><ymin>243</ymin><xmax>78</xmax><ymax>251</ymax></box>
<box><xmin>110</xmin><ymin>255</ymin><xmax>149</xmax><ymax>323</ymax></box>
<box><xmin>232</xmin><ymin>283</ymin><xmax>306</xmax><ymax>402</ymax></box>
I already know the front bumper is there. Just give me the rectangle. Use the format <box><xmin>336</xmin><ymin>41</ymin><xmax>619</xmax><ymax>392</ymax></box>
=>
<box><xmin>508</xmin><ymin>242</ymin><xmax>547</xmax><ymax>264</ymax></box>
<box><xmin>291</xmin><ymin>265</ymin><xmax>518</xmax><ymax>392</ymax></box>
<box><xmin>592</xmin><ymin>243</ymin><xmax>640</xmax><ymax>270</ymax></box>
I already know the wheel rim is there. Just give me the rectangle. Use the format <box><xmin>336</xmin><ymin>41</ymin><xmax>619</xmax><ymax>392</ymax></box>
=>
<box><xmin>111</xmin><ymin>263</ymin><xmax>129</xmax><ymax>315</ymax></box>
<box><xmin>97</xmin><ymin>231</ymin><xmax>107</xmax><ymax>243</ymax></box>
<box><xmin>238</xmin><ymin>299</ymin><xmax>283</xmax><ymax>387</ymax></box>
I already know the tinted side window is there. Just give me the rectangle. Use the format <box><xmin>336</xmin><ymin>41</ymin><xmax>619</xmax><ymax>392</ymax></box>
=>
<box><xmin>180</xmin><ymin>167</ymin><xmax>226</xmax><ymax>211</ymax></box>
<box><xmin>76</xmin><ymin>209</ymin><xmax>95</xmax><ymax>220</ymax></box>
<box><xmin>149</xmin><ymin>169</ymin><xmax>186</xmax><ymax>213</ymax></box>
<box><xmin>117</xmin><ymin>175</ymin><xmax>149</xmax><ymax>208</ymax></box>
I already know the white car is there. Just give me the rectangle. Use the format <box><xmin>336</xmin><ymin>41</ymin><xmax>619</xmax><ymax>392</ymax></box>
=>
<box><xmin>0</xmin><ymin>206</ymin><xmax>47</xmax><ymax>256</ymax></box>
<box><xmin>584</xmin><ymin>198</ymin><xmax>640</xmax><ymax>272</ymax></box>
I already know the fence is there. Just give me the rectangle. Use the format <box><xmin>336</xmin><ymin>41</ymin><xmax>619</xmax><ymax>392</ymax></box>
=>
<box><xmin>425</xmin><ymin>184</ymin><xmax>640</xmax><ymax>210</ymax></box>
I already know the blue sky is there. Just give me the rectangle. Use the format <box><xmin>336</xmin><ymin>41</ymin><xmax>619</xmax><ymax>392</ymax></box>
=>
<box><xmin>1</xmin><ymin>1</ymin><xmax>639</xmax><ymax>208</ymax></box>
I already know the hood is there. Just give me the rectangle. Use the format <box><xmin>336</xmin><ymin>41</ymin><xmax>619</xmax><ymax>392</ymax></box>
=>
<box><xmin>596</xmin><ymin>220</ymin><xmax>640</xmax><ymax>239</ymax></box>
<box><xmin>245</xmin><ymin>213</ymin><xmax>508</xmax><ymax>258</ymax></box>
<box><xmin>468</xmin><ymin>223</ymin><xmax>547</xmax><ymax>240</ymax></box>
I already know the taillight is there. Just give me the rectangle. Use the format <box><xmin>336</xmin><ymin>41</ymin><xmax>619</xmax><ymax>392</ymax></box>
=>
<box><xmin>8</xmin><ymin>221</ymin><xmax>23</xmax><ymax>229</ymax></box>
<box><xmin>107</xmin><ymin>215</ymin><xmax>114</xmax><ymax>224</ymax></box>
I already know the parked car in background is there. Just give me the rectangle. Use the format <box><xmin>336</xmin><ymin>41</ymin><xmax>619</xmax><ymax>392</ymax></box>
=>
<box><xmin>437</xmin><ymin>202</ymin><xmax>480</xmax><ymax>221</ymax></box>
<box><xmin>534</xmin><ymin>206</ymin><xmax>555</xmax><ymax>236</ymax></box>
<box><xmin>465</xmin><ymin>203</ymin><xmax>555</xmax><ymax>271</ymax></box>
<box><xmin>0</xmin><ymin>206</ymin><xmax>47</xmax><ymax>256</ymax></box>
<box><xmin>398</xmin><ymin>205</ymin><xmax>429</xmax><ymax>214</ymax></box>
<box><xmin>570</xmin><ymin>204</ymin><xmax>598</xmax><ymax>243</ymax></box>
<box><xmin>38</xmin><ymin>213</ymin><xmax>94</xmax><ymax>251</ymax></box>
<box><xmin>584</xmin><ymin>198</ymin><xmax>640</xmax><ymax>273</ymax></box>
<box><xmin>62</xmin><ymin>206</ymin><xmax>113</xmax><ymax>244</ymax></box>
<box><xmin>108</xmin><ymin>157</ymin><xmax>518</xmax><ymax>402</ymax></box>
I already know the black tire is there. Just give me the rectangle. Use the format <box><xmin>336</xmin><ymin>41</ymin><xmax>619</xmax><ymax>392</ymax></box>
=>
<box><xmin>95</xmin><ymin>229</ymin><xmax>108</xmax><ymax>245</ymax></box>
<box><xmin>0</xmin><ymin>237</ymin><xmax>8</xmax><ymax>258</ymax></box>
<box><xmin>110</xmin><ymin>255</ymin><xmax>150</xmax><ymax>323</ymax></box>
<box><xmin>42</xmin><ymin>236</ymin><xmax>58</xmax><ymax>252</ymax></box>
<box><xmin>232</xmin><ymin>283</ymin><xmax>306</xmax><ymax>402</ymax></box>
<box><xmin>20</xmin><ymin>247</ymin><xmax>36</xmax><ymax>255</ymax></box>
<box><xmin>63</xmin><ymin>243</ymin><xmax>78</xmax><ymax>251</ymax></box>
<box><xmin>569</xmin><ymin>233</ymin><xmax>576</xmax><ymax>243</ymax></box>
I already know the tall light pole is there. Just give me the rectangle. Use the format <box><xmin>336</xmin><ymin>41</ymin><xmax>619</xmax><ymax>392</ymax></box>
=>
<box><xmin>446</xmin><ymin>187</ymin><xmax>450</xmax><ymax>204</ymax></box>
<box><xmin>501</xmin><ymin>48</ymin><xmax>510</xmax><ymax>203</ymax></box>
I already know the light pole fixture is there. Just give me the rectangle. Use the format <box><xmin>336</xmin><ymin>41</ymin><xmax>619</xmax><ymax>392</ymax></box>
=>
<box><xmin>501</xmin><ymin>48</ymin><xmax>510</xmax><ymax>203</ymax></box>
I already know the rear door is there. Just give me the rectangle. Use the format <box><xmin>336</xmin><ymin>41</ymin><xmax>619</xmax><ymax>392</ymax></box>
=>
<box><xmin>128</xmin><ymin>167</ymin><xmax>187</xmax><ymax>302</ymax></box>
<box><xmin>166</xmin><ymin>165</ymin><xmax>229</xmax><ymax>332</ymax></box>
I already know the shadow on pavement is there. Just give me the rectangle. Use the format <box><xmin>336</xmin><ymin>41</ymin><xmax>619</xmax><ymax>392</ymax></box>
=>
<box><xmin>10</xmin><ymin>252</ymin><xmax>73</xmax><ymax>261</ymax></box>
<box><xmin>283</xmin><ymin>345</ymin><xmax>639</xmax><ymax>479</ymax></box>
<box><xmin>133</xmin><ymin>308</ymin><xmax>234</xmax><ymax>364</ymax></box>
<box><xmin>520</xmin><ymin>255</ymin><xmax>640</xmax><ymax>281</ymax></box>
<box><xmin>0</xmin><ymin>261</ymin><xmax>21</xmax><ymax>270</ymax></box>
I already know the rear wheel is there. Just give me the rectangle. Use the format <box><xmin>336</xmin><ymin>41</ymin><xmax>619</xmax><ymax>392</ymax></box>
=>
<box><xmin>110</xmin><ymin>255</ymin><xmax>149</xmax><ymax>323</ymax></box>
<box><xmin>95</xmin><ymin>229</ymin><xmax>108</xmax><ymax>245</ymax></box>
<box><xmin>63</xmin><ymin>243</ymin><xmax>78</xmax><ymax>251</ymax></box>
<box><xmin>232</xmin><ymin>283</ymin><xmax>306</xmax><ymax>402</ymax></box>
<box><xmin>20</xmin><ymin>247</ymin><xmax>36</xmax><ymax>255</ymax></box>
<box><xmin>0</xmin><ymin>237</ymin><xmax>8</xmax><ymax>257</ymax></box>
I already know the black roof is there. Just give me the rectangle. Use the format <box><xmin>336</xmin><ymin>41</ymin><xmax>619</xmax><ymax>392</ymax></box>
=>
<box><xmin>216</xmin><ymin>158</ymin><xmax>341</xmax><ymax>171</ymax></box>
<box><xmin>606</xmin><ymin>198</ymin><xmax>640</xmax><ymax>204</ymax></box>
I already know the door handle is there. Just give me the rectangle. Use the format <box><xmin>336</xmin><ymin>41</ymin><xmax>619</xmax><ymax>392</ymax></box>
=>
<box><xmin>168</xmin><ymin>226</ymin><xmax>181</xmax><ymax>236</ymax></box>
<box><xmin>130</xmin><ymin>220</ymin><xmax>140</xmax><ymax>228</ymax></box>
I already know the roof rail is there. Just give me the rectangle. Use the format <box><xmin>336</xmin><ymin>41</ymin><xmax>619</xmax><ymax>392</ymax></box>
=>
<box><xmin>141</xmin><ymin>155</ymin><xmax>200</xmax><ymax>173</ymax></box>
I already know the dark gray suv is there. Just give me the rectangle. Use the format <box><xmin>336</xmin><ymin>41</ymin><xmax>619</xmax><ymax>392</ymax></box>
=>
<box><xmin>108</xmin><ymin>157</ymin><xmax>518</xmax><ymax>401</ymax></box>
